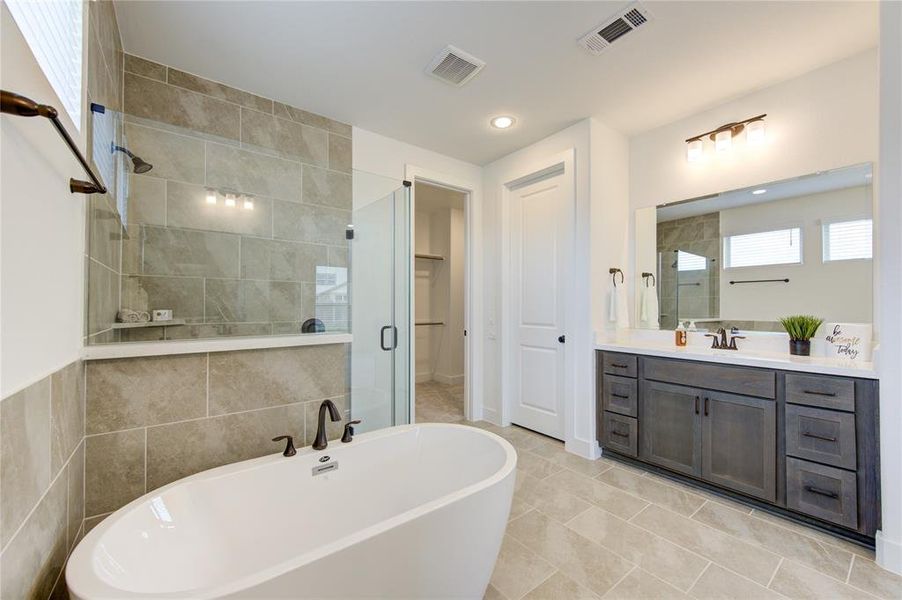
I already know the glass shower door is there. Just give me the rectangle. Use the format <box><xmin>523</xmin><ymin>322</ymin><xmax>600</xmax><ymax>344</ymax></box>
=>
<box><xmin>350</xmin><ymin>171</ymin><xmax>410</xmax><ymax>432</ymax></box>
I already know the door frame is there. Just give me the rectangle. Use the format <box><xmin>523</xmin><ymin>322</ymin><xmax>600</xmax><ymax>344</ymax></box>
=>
<box><xmin>500</xmin><ymin>149</ymin><xmax>577</xmax><ymax>443</ymax></box>
<box><xmin>404</xmin><ymin>164</ymin><xmax>480</xmax><ymax>423</ymax></box>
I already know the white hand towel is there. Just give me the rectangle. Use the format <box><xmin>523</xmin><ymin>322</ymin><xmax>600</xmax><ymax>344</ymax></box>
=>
<box><xmin>609</xmin><ymin>285</ymin><xmax>618</xmax><ymax>322</ymax></box>
<box><xmin>640</xmin><ymin>287</ymin><xmax>648</xmax><ymax>322</ymax></box>
<box><xmin>616</xmin><ymin>285</ymin><xmax>630</xmax><ymax>329</ymax></box>
<box><xmin>645</xmin><ymin>285</ymin><xmax>660</xmax><ymax>329</ymax></box>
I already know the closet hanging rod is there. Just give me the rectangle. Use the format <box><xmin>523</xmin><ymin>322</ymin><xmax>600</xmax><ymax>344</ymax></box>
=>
<box><xmin>1</xmin><ymin>90</ymin><xmax>107</xmax><ymax>195</ymax></box>
<box><xmin>415</xmin><ymin>253</ymin><xmax>445</xmax><ymax>261</ymax></box>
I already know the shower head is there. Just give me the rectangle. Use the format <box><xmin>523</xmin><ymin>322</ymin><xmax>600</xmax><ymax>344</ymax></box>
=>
<box><xmin>112</xmin><ymin>144</ymin><xmax>153</xmax><ymax>174</ymax></box>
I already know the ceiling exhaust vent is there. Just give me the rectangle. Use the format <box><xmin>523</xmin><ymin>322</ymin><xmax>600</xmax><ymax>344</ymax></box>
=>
<box><xmin>426</xmin><ymin>45</ymin><xmax>485</xmax><ymax>87</ymax></box>
<box><xmin>578</xmin><ymin>2</ymin><xmax>654</xmax><ymax>55</ymax></box>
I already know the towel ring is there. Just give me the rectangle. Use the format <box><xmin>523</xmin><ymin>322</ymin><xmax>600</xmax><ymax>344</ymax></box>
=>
<box><xmin>642</xmin><ymin>272</ymin><xmax>656</xmax><ymax>287</ymax></box>
<box><xmin>609</xmin><ymin>268</ymin><xmax>624</xmax><ymax>287</ymax></box>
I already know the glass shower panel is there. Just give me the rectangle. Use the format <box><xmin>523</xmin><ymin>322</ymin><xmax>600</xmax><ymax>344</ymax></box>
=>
<box><xmin>350</xmin><ymin>170</ymin><xmax>411</xmax><ymax>432</ymax></box>
<box><xmin>658</xmin><ymin>249</ymin><xmax>717</xmax><ymax>329</ymax></box>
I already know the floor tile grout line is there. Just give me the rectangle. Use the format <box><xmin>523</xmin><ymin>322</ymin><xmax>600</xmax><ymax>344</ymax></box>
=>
<box><xmin>600</xmin><ymin>564</ymin><xmax>639</xmax><ymax>598</ymax></box>
<box><xmin>846</xmin><ymin>554</ymin><xmax>856</xmax><ymax>584</ymax></box>
<box><xmin>766</xmin><ymin>556</ymin><xmax>784</xmax><ymax>588</ymax></box>
<box><xmin>687</xmin><ymin>560</ymin><xmax>712</xmax><ymax>592</ymax></box>
<box><xmin>513</xmin><ymin>568</ymin><xmax>559</xmax><ymax>600</ymax></box>
<box><xmin>687</xmin><ymin>498</ymin><xmax>709</xmax><ymax>519</ymax></box>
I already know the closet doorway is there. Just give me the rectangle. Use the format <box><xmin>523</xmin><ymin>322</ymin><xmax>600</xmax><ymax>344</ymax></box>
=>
<box><xmin>413</xmin><ymin>182</ymin><xmax>468</xmax><ymax>424</ymax></box>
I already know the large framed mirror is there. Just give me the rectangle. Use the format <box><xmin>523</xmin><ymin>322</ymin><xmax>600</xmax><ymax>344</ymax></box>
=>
<box><xmin>635</xmin><ymin>163</ymin><xmax>873</xmax><ymax>332</ymax></box>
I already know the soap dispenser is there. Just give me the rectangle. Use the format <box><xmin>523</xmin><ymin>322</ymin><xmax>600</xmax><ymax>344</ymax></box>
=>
<box><xmin>675</xmin><ymin>323</ymin><xmax>687</xmax><ymax>347</ymax></box>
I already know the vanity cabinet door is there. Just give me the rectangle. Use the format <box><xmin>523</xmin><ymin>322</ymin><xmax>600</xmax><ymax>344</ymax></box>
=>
<box><xmin>701</xmin><ymin>391</ymin><xmax>776</xmax><ymax>502</ymax></box>
<box><xmin>639</xmin><ymin>381</ymin><xmax>702</xmax><ymax>477</ymax></box>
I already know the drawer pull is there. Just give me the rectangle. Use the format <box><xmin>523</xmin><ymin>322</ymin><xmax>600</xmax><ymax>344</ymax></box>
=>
<box><xmin>612</xmin><ymin>393</ymin><xmax>629</xmax><ymax>399</ymax></box>
<box><xmin>611</xmin><ymin>430</ymin><xmax>630</xmax><ymax>438</ymax></box>
<box><xmin>802</xmin><ymin>431</ymin><xmax>837</xmax><ymax>442</ymax></box>
<box><xmin>803</xmin><ymin>390</ymin><xmax>837</xmax><ymax>397</ymax></box>
<box><xmin>695</xmin><ymin>395</ymin><xmax>699</xmax><ymax>415</ymax></box>
<box><xmin>611</xmin><ymin>363</ymin><xmax>629</xmax><ymax>369</ymax></box>
<box><xmin>804</xmin><ymin>485</ymin><xmax>839</xmax><ymax>499</ymax></box>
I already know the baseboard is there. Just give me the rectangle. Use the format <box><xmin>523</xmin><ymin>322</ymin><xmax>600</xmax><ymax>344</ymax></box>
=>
<box><xmin>565</xmin><ymin>436</ymin><xmax>601</xmax><ymax>460</ymax></box>
<box><xmin>481</xmin><ymin>406</ymin><xmax>500</xmax><ymax>426</ymax></box>
<box><xmin>433</xmin><ymin>373</ymin><xmax>464</xmax><ymax>385</ymax></box>
<box><xmin>877</xmin><ymin>530</ymin><xmax>902</xmax><ymax>575</ymax></box>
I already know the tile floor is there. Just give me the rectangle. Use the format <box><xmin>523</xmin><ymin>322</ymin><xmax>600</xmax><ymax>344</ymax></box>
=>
<box><xmin>414</xmin><ymin>382</ymin><xmax>902</xmax><ymax>600</ymax></box>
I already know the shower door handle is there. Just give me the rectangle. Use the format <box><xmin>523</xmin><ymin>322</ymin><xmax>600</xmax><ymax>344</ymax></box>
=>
<box><xmin>380</xmin><ymin>326</ymin><xmax>398</xmax><ymax>351</ymax></box>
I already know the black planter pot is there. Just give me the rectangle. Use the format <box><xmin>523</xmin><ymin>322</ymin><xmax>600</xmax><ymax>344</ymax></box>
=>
<box><xmin>789</xmin><ymin>339</ymin><xmax>811</xmax><ymax>356</ymax></box>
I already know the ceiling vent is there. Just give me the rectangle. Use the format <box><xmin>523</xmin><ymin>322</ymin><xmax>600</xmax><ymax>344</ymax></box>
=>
<box><xmin>426</xmin><ymin>45</ymin><xmax>485</xmax><ymax>87</ymax></box>
<box><xmin>578</xmin><ymin>2</ymin><xmax>654</xmax><ymax>55</ymax></box>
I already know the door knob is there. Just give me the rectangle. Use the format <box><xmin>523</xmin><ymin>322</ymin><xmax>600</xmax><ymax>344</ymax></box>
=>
<box><xmin>558</xmin><ymin>335</ymin><xmax>566</xmax><ymax>343</ymax></box>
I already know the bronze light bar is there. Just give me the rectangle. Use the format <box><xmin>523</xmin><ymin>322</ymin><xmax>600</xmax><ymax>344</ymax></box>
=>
<box><xmin>1</xmin><ymin>89</ymin><xmax>107</xmax><ymax>195</ymax></box>
<box><xmin>685</xmin><ymin>113</ymin><xmax>767</xmax><ymax>143</ymax></box>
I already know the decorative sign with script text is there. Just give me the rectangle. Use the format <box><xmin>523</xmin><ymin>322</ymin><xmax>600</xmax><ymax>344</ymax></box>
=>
<box><xmin>823</xmin><ymin>323</ymin><xmax>872</xmax><ymax>362</ymax></box>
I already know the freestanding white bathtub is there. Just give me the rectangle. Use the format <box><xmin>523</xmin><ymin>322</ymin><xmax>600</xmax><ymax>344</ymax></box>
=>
<box><xmin>66</xmin><ymin>423</ymin><xmax>516</xmax><ymax>599</ymax></box>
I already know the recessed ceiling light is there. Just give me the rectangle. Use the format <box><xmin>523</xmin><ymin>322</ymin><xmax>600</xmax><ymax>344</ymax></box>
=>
<box><xmin>490</xmin><ymin>115</ymin><xmax>516</xmax><ymax>129</ymax></box>
<box><xmin>752</xmin><ymin>189</ymin><xmax>767</xmax><ymax>195</ymax></box>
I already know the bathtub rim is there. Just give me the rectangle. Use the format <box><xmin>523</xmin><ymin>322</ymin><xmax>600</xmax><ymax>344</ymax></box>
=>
<box><xmin>67</xmin><ymin>422</ymin><xmax>517</xmax><ymax>600</ymax></box>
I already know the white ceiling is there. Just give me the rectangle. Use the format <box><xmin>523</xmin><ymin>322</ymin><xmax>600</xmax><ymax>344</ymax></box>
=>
<box><xmin>114</xmin><ymin>1</ymin><xmax>878</xmax><ymax>165</ymax></box>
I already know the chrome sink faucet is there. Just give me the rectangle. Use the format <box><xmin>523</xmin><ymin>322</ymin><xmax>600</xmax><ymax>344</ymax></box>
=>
<box><xmin>705</xmin><ymin>328</ymin><xmax>746</xmax><ymax>350</ymax></box>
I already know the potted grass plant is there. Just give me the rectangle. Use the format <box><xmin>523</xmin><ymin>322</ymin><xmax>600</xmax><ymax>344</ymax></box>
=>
<box><xmin>778</xmin><ymin>315</ymin><xmax>824</xmax><ymax>356</ymax></box>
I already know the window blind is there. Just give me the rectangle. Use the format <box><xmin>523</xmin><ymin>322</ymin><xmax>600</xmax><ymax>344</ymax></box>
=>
<box><xmin>823</xmin><ymin>219</ymin><xmax>872</xmax><ymax>262</ymax></box>
<box><xmin>724</xmin><ymin>228</ymin><xmax>801</xmax><ymax>268</ymax></box>
<box><xmin>7</xmin><ymin>0</ymin><xmax>83</xmax><ymax>129</ymax></box>
<box><xmin>677</xmin><ymin>250</ymin><xmax>707</xmax><ymax>272</ymax></box>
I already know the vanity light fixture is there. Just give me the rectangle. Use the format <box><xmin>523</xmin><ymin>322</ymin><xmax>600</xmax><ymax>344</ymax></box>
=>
<box><xmin>243</xmin><ymin>197</ymin><xmax>255</xmax><ymax>210</ymax></box>
<box><xmin>684</xmin><ymin>113</ymin><xmax>767</xmax><ymax>162</ymax></box>
<box><xmin>490</xmin><ymin>115</ymin><xmax>516</xmax><ymax>129</ymax></box>
<box><xmin>224</xmin><ymin>194</ymin><xmax>237</xmax><ymax>208</ymax></box>
<box><xmin>205</xmin><ymin>189</ymin><xmax>217</xmax><ymax>205</ymax></box>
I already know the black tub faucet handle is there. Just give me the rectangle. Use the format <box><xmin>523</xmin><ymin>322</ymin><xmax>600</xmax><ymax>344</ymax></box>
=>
<box><xmin>342</xmin><ymin>420</ymin><xmax>362</xmax><ymax>443</ymax></box>
<box><xmin>272</xmin><ymin>435</ymin><xmax>297</xmax><ymax>457</ymax></box>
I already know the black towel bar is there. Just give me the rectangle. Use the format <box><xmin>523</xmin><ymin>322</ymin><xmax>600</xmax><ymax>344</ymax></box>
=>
<box><xmin>729</xmin><ymin>278</ymin><xmax>790</xmax><ymax>285</ymax></box>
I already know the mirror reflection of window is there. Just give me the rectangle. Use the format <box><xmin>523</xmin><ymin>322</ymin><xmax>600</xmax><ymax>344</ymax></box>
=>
<box><xmin>315</xmin><ymin>266</ymin><xmax>349</xmax><ymax>332</ymax></box>
<box><xmin>724</xmin><ymin>227</ymin><xmax>802</xmax><ymax>268</ymax></box>
<box><xmin>823</xmin><ymin>219</ymin><xmax>873</xmax><ymax>262</ymax></box>
<box><xmin>677</xmin><ymin>250</ymin><xmax>707</xmax><ymax>271</ymax></box>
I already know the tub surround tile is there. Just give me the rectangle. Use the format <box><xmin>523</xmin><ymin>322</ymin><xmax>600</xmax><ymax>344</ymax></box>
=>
<box><xmin>87</xmin><ymin>259</ymin><xmax>119</xmax><ymax>336</ymax></box>
<box><xmin>122</xmin><ymin>274</ymin><xmax>205</xmax><ymax>321</ymax></box>
<box><xmin>302</xmin><ymin>164</ymin><xmax>352</xmax><ymax>210</ymax></box>
<box><xmin>166</xmin><ymin>322</ymin><xmax>273</xmax><ymax>340</ymax></box>
<box><xmin>146</xmin><ymin>403</ymin><xmax>306</xmax><ymax>490</ymax></box>
<box><xmin>124</xmin><ymin>53</ymin><xmax>166</xmax><ymax>81</ymax></box>
<box><xmin>125</xmin><ymin>72</ymin><xmax>240</xmax><ymax>140</ymax></box>
<box><xmin>167</xmin><ymin>68</ymin><xmax>273</xmax><ymax>113</ymax></box>
<box><xmin>50</xmin><ymin>360</ymin><xmax>86</xmax><ymax>476</ymax></box>
<box><xmin>206</xmin><ymin>142</ymin><xmax>302</xmax><ymax>202</ymax></box>
<box><xmin>86</xmin><ymin>354</ymin><xmax>207</xmax><ymax>433</ymax></box>
<box><xmin>167</xmin><ymin>181</ymin><xmax>274</xmax><ymax>237</ymax></box>
<box><xmin>138</xmin><ymin>225</ymin><xmax>241</xmax><ymax>278</ymax></box>
<box><xmin>240</xmin><ymin>107</ymin><xmax>329</xmax><ymax>166</ymax></box>
<box><xmin>127</xmin><ymin>173</ymin><xmax>166</xmax><ymax>226</ymax></box>
<box><xmin>489</xmin><ymin>535</ymin><xmax>557</xmax><ymax>600</ymax></box>
<box><xmin>272</xmin><ymin>201</ymin><xmax>351</xmax><ymax>244</ymax></box>
<box><xmin>1</xmin><ymin>377</ymin><xmax>51</xmax><ymax>548</ymax></box>
<box><xmin>209</xmin><ymin>345</ymin><xmax>347</xmax><ymax>414</ymax></box>
<box><xmin>123</xmin><ymin>122</ymin><xmax>205</xmax><ymax>184</ymax></box>
<box><xmin>67</xmin><ymin>442</ymin><xmax>86</xmax><ymax>550</ymax></box>
<box><xmin>85</xmin><ymin>429</ymin><xmax>147</xmax><ymax>516</ymax></box>
<box><xmin>204</xmin><ymin>278</ymin><xmax>272</xmax><ymax>323</ymax></box>
<box><xmin>240</xmin><ymin>237</ymin><xmax>328</xmax><ymax>282</ymax></box>
<box><xmin>274</xmin><ymin>102</ymin><xmax>352</xmax><ymax>137</ymax></box>
<box><xmin>328</xmin><ymin>132</ymin><xmax>352</xmax><ymax>173</ymax></box>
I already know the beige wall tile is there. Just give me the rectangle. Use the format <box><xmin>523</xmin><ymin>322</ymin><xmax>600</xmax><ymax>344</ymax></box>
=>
<box><xmin>328</xmin><ymin>246</ymin><xmax>348</xmax><ymax>268</ymax></box>
<box><xmin>139</xmin><ymin>225</ymin><xmax>241</xmax><ymax>278</ymax></box>
<box><xmin>206</xmin><ymin>142</ymin><xmax>302</xmax><ymax>202</ymax></box>
<box><xmin>127</xmin><ymin>174</ymin><xmax>166</xmax><ymax>226</ymax></box>
<box><xmin>302</xmin><ymin>165</ymin><xmax>352</xmax><ymax>210</ymax></box>
<box><xmin>166</xmin><ymin>322</ymin><xmax>272</xmax><ymax>340</ymax></box>
<box><xmin>50</xmin><ymin>360</ymin><xmax>85</xmax><ymax>477</ymax></box>
<box><xmin>124</xmin><ymin>73</ymin><xmax>240</xmax><ymax>140</ymax></box>
<box><xmin>273</xmin><ymin>201</ymin><xmax>350</xmax><ymax>245</ymax></box>
<box><xmin>328</xmin><ymin>133</ymin><xmax>352</xmax><ymax>173</ymax></box>
<box><xmin>85</xmin><ymin>429</ymin><xmax>146</xmax><ymax>516</ymax></box>
<box><xmin>506</xmin><ymin>510</ymin><xmax>633</xmax><ymax>596</ymax></box>
<box><xmin>146</xmin><ymin>403</ymin><xmax>305</xmax><ymax>490</ymax></box>
<box><xmin>848</xmin><ymin>555</ymin><xmax>902</xmax><ymax>599</ymax></box>
<box><xmin>123</xmin><ymin>122</ymin><xmax>205</xmax><ymax>184</ymax></box>
<box><xmin>269</xmin><ymin>281</ymin><xmax>307</xmax><ymax>322</ymax></box>
<box><xmin>304</xmin><ymin>395</ymin><xmax>349</xmax><ymax>446</ymax></box>
<box><xmin>0</xmin><ymin>472</ymin><xmax>68</xmax><ymax>600</ymax></box>
<box><xmin>596</xmin><ymin>467</ymin><xmax>705</xmax><ymax>517</ymax></box>
<box><xmin>124</xmin><ymin>54</ymin><xmax>166</xmax><ymax>81</ymax></box>
<box><xmin>567</xmin><ymin>506</ymin><xmax>708</xmax><ymax>591</ymax></box>
<box><xmin>67</xmin><ymin>442</ymin><xmax>85</xmax><ymax>551</ymax></box>
<box><xmin>168</xmin><ymin>68</ymin><xmax>273</xmax><ymax>113</ymax></box>
<box><xmin>122</xmin><ymin>275</ymin><xmax>205</xmax><ymax>321</ymax></box>
<box><xmin>86</xmin><ymin>354</ymin><xmax>207</xmax><ymax>434</ymax></box>
<box><xmin>88</xmin><ymin>194</ymin><xmax>123</xmax><ymax>271</ymax></box>
<box><xmin>204</xmin><ymin>278</ymin><xmax>270</xmax><ymax>323</ymax></box>
<box><xmin>209</xmin><ymin>345</ymin><xmax>347</xmax><ymax>415</ymax></box>
<box><xmin>241</xmin><ymin>108</ymin><xmax>328</xmax><ymax>167</ymax></box>
<box><xmin>541</xmin><ymin>470</ymin><xmax>649</xmax><ymax>521</ymax></box>
<box><xmin>274</xmin><ymin>102</ymin><xmax>352</xmax><ymax>137</ymax></box>
<box><xmin>689</xmin><ymin>564</ymin><xmax>783</xmax><ymax>599</ymax></box>
<box><xmin>631</xmin><ymin>504</ymin><xmax>781</xmax><ymax>585</ymax></box>
<box><xmin>87</xmin><ymin>260</ymin><xmax>119</xmax><ymax>336</ymax></box>
<box><xmin>240</xmin><ymin>237</ymin><xmax>328</xmax><ymax>282</ymax></box>
<box><xmin>167</xmin><ymin>181</ymin><xmax>273</xmax><ymax>237</ymax></box>
<box><xmin>490</xmin><ymin>535</ymin><xmax>557</xmax><ymax>600</ymax></box>
<box><xmin>1</xmin><ymin>377</ymin><xmax>51</xmax><ymax>548</ymax></box>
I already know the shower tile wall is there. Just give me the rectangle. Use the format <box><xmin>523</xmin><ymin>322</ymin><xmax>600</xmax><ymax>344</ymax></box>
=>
<box><xmin>656</xmin><ymin>213</ymin><xmax>720</xmax><ymax>330</ymax></box>
<box><xmin>89</xmin><ymin>54</ymin><xmax>352</xmax><ymax>342</ymax></box>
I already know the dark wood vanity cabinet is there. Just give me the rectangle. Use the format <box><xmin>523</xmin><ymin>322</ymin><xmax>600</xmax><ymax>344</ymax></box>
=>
<box><xmin>597</xmin><ymin>351</ymin><xmax>880</xmax><ymax>544</ymax></box>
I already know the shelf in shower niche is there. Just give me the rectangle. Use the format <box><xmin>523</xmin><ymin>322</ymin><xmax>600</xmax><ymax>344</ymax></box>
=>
<box><xmin>415</xmin><ymin>253</ymin><xmax>445</xmax><ymax>261</ymax></box>
<box><xmin>111</xmin><ymin>319</ymin><xmax>187</xmax><ymax>330</ymax></box>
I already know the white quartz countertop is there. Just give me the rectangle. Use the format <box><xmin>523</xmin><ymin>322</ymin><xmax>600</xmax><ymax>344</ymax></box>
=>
<box><xmin>595</xmin><ymin>338</ymin><xmax>878</xmax><ymax>379</ymax></box>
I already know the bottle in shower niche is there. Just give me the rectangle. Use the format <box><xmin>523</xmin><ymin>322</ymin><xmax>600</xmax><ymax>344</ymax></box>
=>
<box><xmin>675</xmin><ymin>323</ymin><xmax>687</xmax><ymax>347</ymax></box>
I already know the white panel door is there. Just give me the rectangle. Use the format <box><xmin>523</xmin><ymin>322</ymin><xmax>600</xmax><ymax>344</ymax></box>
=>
<box><xmin>510</xmin><ymin>172</ymin><xmax>569</xmax><ymax>439</ymax></box>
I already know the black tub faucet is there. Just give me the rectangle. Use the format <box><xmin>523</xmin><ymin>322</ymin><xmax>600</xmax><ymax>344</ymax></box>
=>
<box><xmin>313</xmin><ymin>399</ymin><xmax>342</xmax><ymax>451</ymax></box>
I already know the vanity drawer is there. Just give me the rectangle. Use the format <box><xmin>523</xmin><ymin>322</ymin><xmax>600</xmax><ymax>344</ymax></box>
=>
<box><xmin>602</xmin><ymin>375</ymin><xmax>638</xmax><ymax>417</ymax></box>
<box><xmin>786</xmin><ymin>404</ymin><xmax>856</xmax><ymax>470</ymax></box>
<box><xmin>786</xmin><ymin>373</ymin><xmax>855</xmax><ymax>412</ymax></box>
<box><xmin>602</xmin><ymin>412</ymin><xmax>638</xmax><ymax>457</ymax></box>
<box><xmin>786</xmin><ymin>457</ymin><xmax>858</xmax><ymax>530</ymax></box>
<box><xmin>602</xmin><ymin>352</ymin><xmax>638</xmax><ymax>378</ymax></box>
<box><xmin>642</xmin><ymin>357</ymin><xmax>775</xmax><ymax>399</ymax></box>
